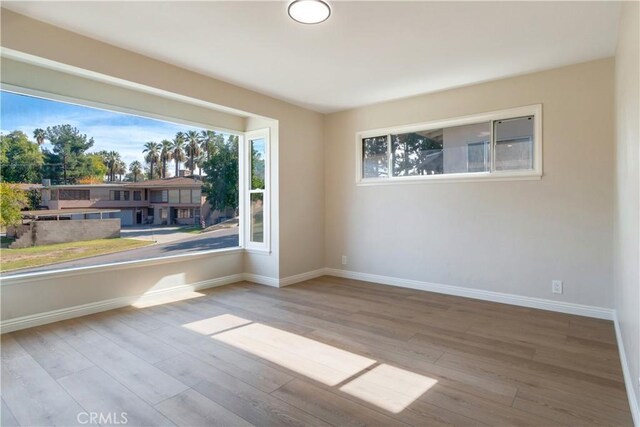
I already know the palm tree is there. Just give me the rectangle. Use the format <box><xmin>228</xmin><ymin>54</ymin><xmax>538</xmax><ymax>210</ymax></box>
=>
<box><xmin>185</xmin><ymin>130</ymin><xmax>201</xmax><ymax>177</ymax></box>
<box><xmin>103</xmin><ymin>151</ymin><xmax>121</xmax><ymax>182</ymax></box>
<box><xmin>129</xmin><ymin>160</ymin><xmax>143</xmax><ymax>182</ymax></box>
<box><xmin>143</xmin><ymin>141</ymin><xmax>161</xmax><ymax>180</ymax></box>
<box><xmin>160</xmin><ymin>139</ymin><xmax>172</xmax><ymax>178</ymax></box>
<box><xmin>116</xmin><ymin>160</ymin><xmax>127</xmax><ymax>181</ymax></box>
<box><xmin>196</xmin><ymin>151</ymin><xmax>207</xmax><ymax>177</ymax></box>
<box><xmin>171</xmin><ymin>132</ymin><xmax>186</xmax><ymax>177</ymax></box>
<box><xmin>199</xmin><ymin>130</ymin><xmax>216</xmax><ymax>162</ymax></box>
<box><xmin>33</xmin><ymin>128</ymin><xmax>46</xmax><ymax>147</ymax></box>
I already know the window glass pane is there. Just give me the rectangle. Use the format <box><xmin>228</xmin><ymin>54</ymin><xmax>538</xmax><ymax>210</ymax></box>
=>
<box><xmin>180</xmin><ymin>189</ymin><xmax>191</xmax><ymax>204</ymax></box>
<box><xmin>192</xmin><ymin>189</ymin><xmax>201</xmax><ymax>204</ymax></box>
<box><xmin>494</xmin><ymin>116</ymin><xmax>534</xmax><ymax>171</ymax></box>
<box><xmin>168</xmin><ymin>189</ymin><xmax>179</xmax><ymax>203</ymax></box>
<box><xmin>362</xmin><ymin>136</ymin><xmax>388</xmax><ymax>178</ymax></box>
<box><xmin>251</xmin><ymin>138</ymin><xmax>266</xmax><ymax>190</ymax></box>
<box><xmin>392</xmin><ymin>122</ymin><xmax>491</xmax><ymax>177</ymax></box>
<box><xmin>250</xmin><ymin>192</ymin><xmax>264</xmax><ymax>243</ymax></box>
<box><xmin>392</xmin><ymin>130</ymin><xmax>443</xmax><ymax>176</ymax></box>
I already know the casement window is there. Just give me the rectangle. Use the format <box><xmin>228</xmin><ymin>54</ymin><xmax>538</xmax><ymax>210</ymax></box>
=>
<box><xmin>356</xmin><ymin>105</ymin><xmax>542</xmax><ymax>184</ymax></box>
<box><xmin>244</xmin><ymin>129</ymin><xmax>270</xmax><ymax>251</ymax></box>
<box><xmin>150</xmin><ymin>190</ymin><xmax>168</xmax><ymax>203</ymax></box>
<box><xmin>133</xmin><ymin>191</ymin><xmax>142</xmax><ymax>201</ymax></box>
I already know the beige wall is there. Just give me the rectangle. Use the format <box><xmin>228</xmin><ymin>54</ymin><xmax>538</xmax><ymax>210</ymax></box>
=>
<box><xmin>614</xmin><ymin>0</ymin><xmax>640</xmax><ymax>416</ymax></box>
<box><xmin>325</xmin><ymin>59</ymin><xmax>615</xmax><ymax>308</ymax></box>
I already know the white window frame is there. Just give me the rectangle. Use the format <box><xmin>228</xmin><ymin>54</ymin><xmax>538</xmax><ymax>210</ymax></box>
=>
<box><xmin>355</xmin><ymin>104</ymin><xmax>542</xmax><ymax>185</ymax></box>
<box><xmin>243</xmin><ymin>128</ymin><xmax>270</xmax><ymax>252</ymax></box>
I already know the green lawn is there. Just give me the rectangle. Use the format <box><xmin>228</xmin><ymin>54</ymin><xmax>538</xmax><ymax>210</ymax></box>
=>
<box><xmin>178</xmin><ymin>226</ymin><xmax>203</xmax><ymax>234</ymax></box>
<box><xmin>0</xmin><ymin>238</ymin><xmax>153</xmax><ymax>272</ymax></box>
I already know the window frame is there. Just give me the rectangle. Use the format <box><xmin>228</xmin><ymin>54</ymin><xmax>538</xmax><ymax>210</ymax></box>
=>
<box><xmin>243</xmin><ymin>128</ymin><xmax>270</xmax><ymax>253</ymax></box>
<box><xmin>355</xmin><ymin>104</ymin><xmax>542</xmax><ymax>185</ymax></box>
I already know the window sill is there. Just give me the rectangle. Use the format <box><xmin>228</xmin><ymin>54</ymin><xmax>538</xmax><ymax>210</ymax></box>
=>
<box><xmin>356</xmin><ymin>171</ymin><xmax>542</xmax><ymax>186</ymax></box>
<box><xmin>0</xmin><ymin>247</ymin><xmax>244</xmax><ymax>285</ymax></box>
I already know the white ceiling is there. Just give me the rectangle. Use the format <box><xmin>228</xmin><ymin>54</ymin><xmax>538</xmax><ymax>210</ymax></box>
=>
<box><xmin>3</xmin><ymin>1</ymin><xmax>621</xmax><ymax>113</ymax></box>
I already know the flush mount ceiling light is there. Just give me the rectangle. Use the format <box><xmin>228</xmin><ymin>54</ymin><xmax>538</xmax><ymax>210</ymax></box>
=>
<box><xmin>288</xmin><ymin>0</ymin><xmax>331</xmax><ymax>24</ymax></box>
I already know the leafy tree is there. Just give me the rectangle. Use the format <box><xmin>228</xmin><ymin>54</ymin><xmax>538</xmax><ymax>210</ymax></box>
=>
<box><xmin>143</xmin><ymin>141</ymin><xmax>161</xmax><ymax>180</ymax></box>
<box><xmin>26</xmin><ymin>188</ymin><xmax>42</xmax><ymax>210</ymax></box>
<box><xmin>362</xmin><ymin>136</ymin><xmax>388</xmax><ymax>178</ymax></box>
<box><xmin>43</xmin><ymin>125</ymin><xmax>95</xmax><ymax>184</ymax></box>
<box><xmin>160</xmin><ymin>139</ymin><xmax>173</xmax><ymax>178</ymax></box>
<box><xmin>391</xmin><ymin>131</ymin><xmax>443</xmax><ymax>176</ymax></box>
<box><xmin>185</xmin><ymin>130</ymin><xmax>201</xmax><ymax>176</ymax></box>
<box><xmin>129</xmin><ymin>161</ymin><xmax>143</xmax><ymax>182</ymax></box>
<box><xmin>0</xmin><ymin>183</ymin><xmax>28</xmax><ymax>227</ymax></box>
<box><xmin>0</xmin><ymin>131</ymin><xmax>44</xmax><ymax>183</ymax></box>
<box><xmin>202</xmin><ymin>135</ymin><xmax>238</xmax><ymax>212</ymax></box>
<box><xmin>86</xmin><ymin>154</ymin><xmax>108</xmax><ymax>183</ymax></box>
<box><xmin>171</xmin><ymin>133</ymin><xmax>186</xmax><ymax>176</ymax></box>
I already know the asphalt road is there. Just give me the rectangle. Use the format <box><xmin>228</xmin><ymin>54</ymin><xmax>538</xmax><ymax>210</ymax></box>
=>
<box><xmin>3</xmin><ymin>227</ymin><xmax>239</xmax><ymax>276</ymax></box>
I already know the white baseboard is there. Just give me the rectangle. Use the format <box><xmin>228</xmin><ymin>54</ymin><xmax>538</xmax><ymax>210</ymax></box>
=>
<box><xmin>324</xmin><ymin>268</ymin><xmax>614</xmax><ymax>320</ymax></box>
<box><xmin>242</xmin><ymin>273</ymin><xmax>280</xmax><ymax>287</ymax></box>
<box><xmin>0</xmin><ymin>273</ymin><xmax>243</xmax><ymax>334</ymax></box>
<box><xmin>614</xmin><ymin>312</ymin><xmax>640</xmax><ymax>426</ymax></box>
<box><xmin>279</xmin><ymin>268</ymin><xmax>326</xmax><ymax>287</ymax></box>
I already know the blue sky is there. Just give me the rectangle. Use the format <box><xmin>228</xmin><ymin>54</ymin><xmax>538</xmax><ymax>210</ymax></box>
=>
<box><xmin>0</xmin><ymin>90</ymin><xmax>224</xmax><ymax>172</ymax></box>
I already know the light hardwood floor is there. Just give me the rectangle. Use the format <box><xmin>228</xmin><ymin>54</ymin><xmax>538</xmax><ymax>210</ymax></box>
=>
<box><xmin>1</xmin><ymin>276</ymin><xmax>633</xmax><ymax>426</ymax></box>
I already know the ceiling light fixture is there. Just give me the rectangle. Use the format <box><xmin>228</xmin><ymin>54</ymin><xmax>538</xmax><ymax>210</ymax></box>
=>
<box><xmin>288</xmin><ymin>0</ymin><xmax>331</xmax><ymax>24</ymax></box>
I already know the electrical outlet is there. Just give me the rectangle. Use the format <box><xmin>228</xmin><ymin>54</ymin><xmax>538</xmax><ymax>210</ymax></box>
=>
<box><xmin>552</xmin><ymin>280</ymin><xmax>563</xmax><ymax>294</ymax></box>
<box><xmin>341</xmin><ymin>255</ymin><xmax>347</xmax><ymax>265</ymax></box>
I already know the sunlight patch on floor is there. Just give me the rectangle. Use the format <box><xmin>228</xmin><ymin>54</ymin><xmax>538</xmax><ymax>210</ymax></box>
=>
<box><xmin>183</xmin><ymin>314</ymin><xmax>252</xmax><ymax>335</ymax></box>
<box><xmin>339</xmin><ymin>364</ymin><xmax>437</xmax><ymax>413</ymax></box>
<box><xmin>212</xmin><ymin>323</ymin><xmax>376</xmax><ymax>386</ymax></box>
<box><xmin>132</xmin><ymin>291</ymin><xmax>206</xmax><ymax>308</ymax></box>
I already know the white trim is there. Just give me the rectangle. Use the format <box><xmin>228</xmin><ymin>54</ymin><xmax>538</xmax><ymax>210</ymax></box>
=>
<box><xmin>279</xmin><ymin>269</ymin><xmax>326</xmax><ymax>287</ymax></box>
<box><xmin>324</xmin><ymin>268</ymin><xmax>614</xmax><ymax>320</ymax></box>
<box><xmin>0</xmin><ymin>273</ymin><xmax>244</xmax><ymax>334</ymax></box>
<box><xmin>243</xmin><ymin>129</ymin><xmax>271</xmax><ymax>252</ymax></box>
<box><xmin>356</xmin><ymin>104</ymin><xmax>543</xmax><ymax>185</ymax></box>
<box><xmin>0</xmin><ymin>247</ymin><xmax>243</xmax><ymax>285</ymax></box>
<box><xmin>243</xmin><ymin>273</ymin><xmax>280</xmax><ymax>287</ymax></box>
<box><xmin>614</xmin><ymin>311</ymin><xmax>640</xmax><ymax>426</ymax></box>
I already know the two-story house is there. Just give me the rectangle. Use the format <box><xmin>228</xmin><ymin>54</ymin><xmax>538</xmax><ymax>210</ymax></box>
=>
<box><xmin>42</xmin><ymin>177</ymin><xmax>209</xmax><ymax>226</ymax></box>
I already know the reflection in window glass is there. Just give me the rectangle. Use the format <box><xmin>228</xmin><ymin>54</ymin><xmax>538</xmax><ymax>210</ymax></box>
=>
<box><xmin>180</xmin><ymin>189</ymin><xmax>191</xmax><ymax>204</ymax></box>
<box><xmin>362</xmin><ymin>136</ymin><xmax>388</xmax><ymax>178</ymax></box>
<box><xmin>169</xmin><ymin>189</ymin><xmax>179</xmax><ymax>203</ymax></box>
<box><xmin>390</xmin><ymin>122</ymin><xmax>491</xmax><ymax>177</ymax></box>
<box><xmin>250</xmin><ymin>192</ymin><xmax>264</xmax><ymax>243</ymax></box>
<box><xmin>494</xmin><ymin>116</ymin><xmax>534</xmax><ymax>171</ymax></box>
<box><xmin>251</xmin><ymin>138</ymin><xmax>266</xmax><ymax>190</ymax></box>
<box><xmin>392</xmin><ymin>129</ymin><xmax>443</xmax><ymax>176</ymax></box>
<box><xmin>191</xmin><ymin>189</ymin><xmax>201</xmax><ymax>204</ymax></box>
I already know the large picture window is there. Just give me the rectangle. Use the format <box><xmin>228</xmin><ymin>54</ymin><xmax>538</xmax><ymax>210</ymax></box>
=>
<box><xmin>0</xmin><ymin>89</ymin><xmax>241</xmax><ymax>277</ymax></box>
<box><xmin>357</xmin><ymin>105</ymin><xmax>542</xmax><ymax>184</ymax></box>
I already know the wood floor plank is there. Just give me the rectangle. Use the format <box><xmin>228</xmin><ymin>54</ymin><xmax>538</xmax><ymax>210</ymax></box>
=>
<box><xmin>157</xmin><ymin>353</ymin><xmax>329</xmax><ymax>426</ymax></box>
<box><xmin>154</xmin><ymin>388</ymin><xmax>254</xmax><ymax>427</ymax></box>
<box><xmin>1</xmin><ymin>398</ymin><xmax>19</xmax><ymax>427</ymax></box>
<box><xmin>149</xmin><ymin>325</ymin><xmax>294</xmax><ymax>393</ymax></box>
<box><xmin>272</xmin><ymin>378</ymin><xmax>407</xmax><ymax>426</ymax></box>
<box><xmin>1</xmin><ymin>353</ymin><xmax>85</xmax><ymax>426</ymax></box>
<box><xmin>61</xmin><ymin>325</ymin><xmax>189</xmax><ymax>405</ymax></box>
<box><xmin>57</xmin><ymin>366</ymin><xmax>175</xmax><ymax>426</ymax></box>
<box><xmin>11</xmin><ymin>325</ymin><xmax>94</xmax><ymax>379</ymax></box>
<box><xmin>84</xmin><ymin>313</ymin><xmax>181</xmax><ymax>364</ymax></box>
